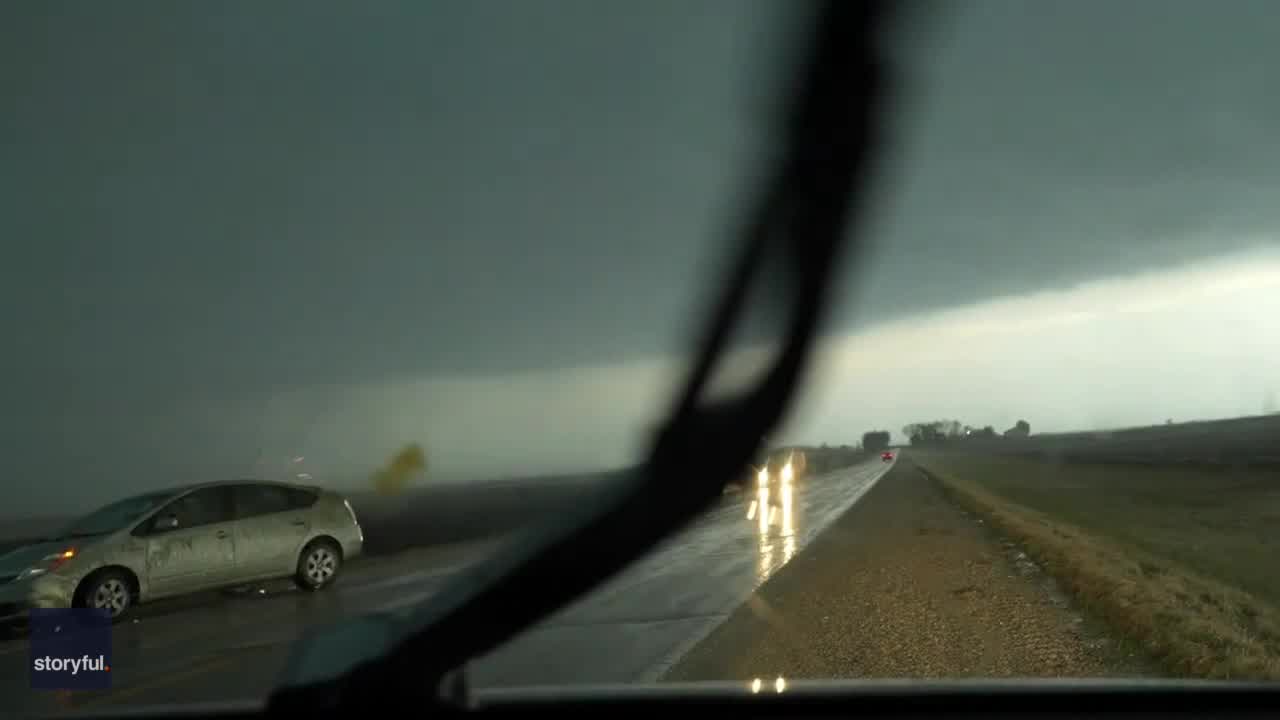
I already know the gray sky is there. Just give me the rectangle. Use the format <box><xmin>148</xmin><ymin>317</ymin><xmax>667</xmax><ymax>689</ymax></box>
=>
<box><xmin>3</xmin><ymin>1</ymin><xmax>1279</xmax><ymax>515</ymax></box>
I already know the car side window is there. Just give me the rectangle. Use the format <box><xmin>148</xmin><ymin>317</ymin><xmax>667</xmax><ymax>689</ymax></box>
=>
<box><xmin>233</xmin><ymin>484</ymin><xmax>296</xmax><ymax>519</ymax></box>
<box><xmin>148</xmin><ymin>487</ymin><xmax>233</xmax><ymax>534</ymax></box>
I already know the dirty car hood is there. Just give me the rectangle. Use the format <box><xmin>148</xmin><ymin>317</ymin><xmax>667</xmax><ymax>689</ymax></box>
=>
<box><xmin>0</xmin><ymin>536</ymin><xmax>107</xmax><ymax>577</ymax></box>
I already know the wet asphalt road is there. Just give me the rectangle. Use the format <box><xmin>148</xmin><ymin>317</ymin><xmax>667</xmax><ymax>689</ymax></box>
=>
<box><xmin>3</xmin><ymin>457</ymin><xmax>893</xmax><ymax>716</ymax></box>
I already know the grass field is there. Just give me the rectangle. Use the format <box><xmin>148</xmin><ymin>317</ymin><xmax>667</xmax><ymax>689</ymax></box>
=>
<box><xmin>961</xmin><ymin>413</ymin><xmax>1280</xmax><ymax>469</ymax></box>
<box><xmin>912</xmin><ymin>451</ymin><xmax>1280</xmax><ymax>680</ymax></box>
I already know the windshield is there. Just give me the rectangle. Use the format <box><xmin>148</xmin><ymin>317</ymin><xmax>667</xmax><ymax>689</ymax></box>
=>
<box><xmin>5</xmin><ymin>0</ymin><xmax>1280</xmax><ymax>715</ymax></box>
<box><xmin>54</xmin><ymin>492</ymin><xmax>178</xmax><ymax>540</ymax></box>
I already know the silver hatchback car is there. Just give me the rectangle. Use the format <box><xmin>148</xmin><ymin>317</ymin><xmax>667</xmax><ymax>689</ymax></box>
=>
<box><xmin>0</xmin><ymin>479</ymin><xmax>363</xmax><ymax>623</ymax></box>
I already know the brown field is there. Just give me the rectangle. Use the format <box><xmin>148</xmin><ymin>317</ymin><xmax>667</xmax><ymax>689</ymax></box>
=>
<box><xmin>912</xmin><ymin>451</ymin><xmax>1280</xmax><ymax>679</ymax></box>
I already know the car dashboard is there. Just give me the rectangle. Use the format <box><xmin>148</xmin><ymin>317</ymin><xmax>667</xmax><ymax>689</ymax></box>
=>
<box><xmin>44</xmin><ymin>679</ymin><xmax>1280</xmax><ymax>719</ymax></box>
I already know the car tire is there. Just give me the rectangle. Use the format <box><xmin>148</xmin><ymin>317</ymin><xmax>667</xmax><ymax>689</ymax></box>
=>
<box><xmin>294</xmin><ymin>538</ymin><xmax>342</xmax><ymax>591</ymax></box>
<box><xmin>74</xmin><ymin>568</ymin><xmax>135</xmax><ymax>623</ymax></box>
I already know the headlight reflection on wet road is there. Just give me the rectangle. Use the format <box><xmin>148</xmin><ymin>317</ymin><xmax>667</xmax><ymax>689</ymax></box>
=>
<box><xmin>751</xmin><ymin>461</ymin><xmax>798</xmax><ymax>585</ymax></box>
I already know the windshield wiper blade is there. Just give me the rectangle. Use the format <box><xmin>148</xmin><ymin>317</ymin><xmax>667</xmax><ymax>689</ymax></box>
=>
<box><xmin>269</xmin><ymin>1</ymin><xmax>897</xmax><ymax>710</ymax></box>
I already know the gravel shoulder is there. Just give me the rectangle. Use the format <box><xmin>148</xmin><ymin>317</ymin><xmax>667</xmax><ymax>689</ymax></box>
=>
<box><xmin>663</xmin><ymin>459</ymin><xmax>1152</xmax><ymax>680</ymax></box>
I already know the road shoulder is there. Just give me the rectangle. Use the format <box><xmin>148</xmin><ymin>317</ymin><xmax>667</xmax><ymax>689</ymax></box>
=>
<box><xmin>663</xmin><ymin>460</ymin><xmax>1150</xmax><ymax>680</ymax></box>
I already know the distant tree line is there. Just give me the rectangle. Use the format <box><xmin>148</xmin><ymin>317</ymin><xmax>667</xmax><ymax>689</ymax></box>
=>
<box><xmin>901</xmin><ymin>419</ymin><xmax>1031</xmax><ymax>446</ymax></box>
<box><xmin>764</xmin><ymin>419</ymin><xmax>1029</xmax><ymax>475</ymax></box>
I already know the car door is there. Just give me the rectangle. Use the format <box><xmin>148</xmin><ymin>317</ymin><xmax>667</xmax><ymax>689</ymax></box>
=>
<box><xmin>140</xmin><ymin>486</ymin><xmax>237</xmax><ymax>597</ymax></box>
<box><xmin>231</xmin><ymin>483</ymin><xmax>317</xmax><ymax>580</ymax></box>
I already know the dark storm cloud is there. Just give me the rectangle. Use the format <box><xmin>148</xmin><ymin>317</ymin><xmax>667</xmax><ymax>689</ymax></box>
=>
<box><xmin>845</xmin><ymin>0</ymin><xmax>1280</xmax><ymax>325</ymax></box>
<box><xmin>3</xmin><ymin>0</ymin><xmax>797</xmax><ymax>397</ymax></box>
<box><xmin>6</xmin><ymin>1</ymin><xmax>1277</xmax><ymax>390</ymax></box>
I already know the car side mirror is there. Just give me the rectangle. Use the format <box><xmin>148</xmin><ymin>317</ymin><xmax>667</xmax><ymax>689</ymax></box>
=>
<box><xmin>156</xmin><ymin>513</ymin><xmax>180</xmax><ymax>531</ymax></box>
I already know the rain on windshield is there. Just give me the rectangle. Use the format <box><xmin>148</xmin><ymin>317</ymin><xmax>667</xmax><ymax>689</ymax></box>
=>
<box><xmin>3</xmin><ymin>0</ymin><xmax>1280</xmax><ymax>714</ymax></box>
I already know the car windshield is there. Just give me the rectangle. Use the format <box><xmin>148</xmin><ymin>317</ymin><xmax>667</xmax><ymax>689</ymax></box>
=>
<box><xmin>5</xmin><ymin>0</ymin><xmax>1280</xmax><ymax>715</ymax></box>
<box><xmin>55</xmin><ymin>492</ymin><xmax>178</xmax><ymax>539</ymax></box>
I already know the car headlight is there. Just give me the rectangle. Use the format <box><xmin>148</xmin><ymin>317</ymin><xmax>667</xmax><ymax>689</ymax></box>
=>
<box><xmin>17</xmin><ymin>547</ymin><xmax>77</xmax><ymax>580</ymax></box>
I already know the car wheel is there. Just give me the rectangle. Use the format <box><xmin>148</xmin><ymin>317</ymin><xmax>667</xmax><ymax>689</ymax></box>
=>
<box><xmin>75</xmin><ymin>569</ymin><xmax>134</xmax><ymax>622</ymax></box>
<box><xmin>295</xmin><ymin>539</ymin><xmax>342</xmax><ymax>591</ymax></box>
